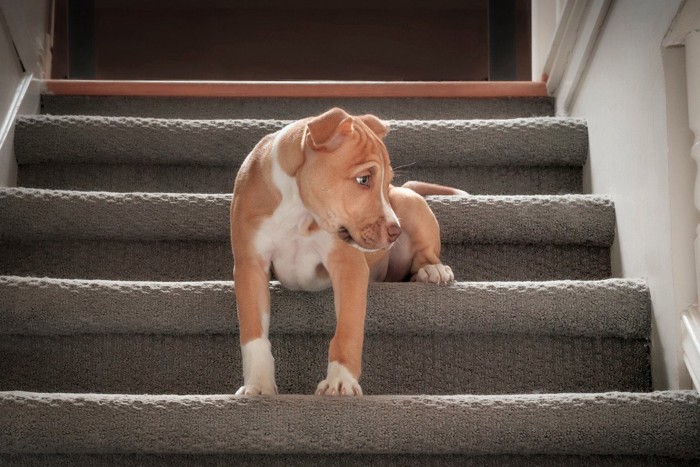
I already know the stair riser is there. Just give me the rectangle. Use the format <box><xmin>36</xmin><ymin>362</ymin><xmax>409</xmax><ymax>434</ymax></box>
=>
<box><xmin>17</xmin><ymin>164</ymin><xmax>583</xmax><ymax>196</ymax></box>
<box><xmin>14</xmin><ymin>117</ymin><xmax>588</xmax><ymax>169</ymax></box>
<box><xmin>0</xmin><ymin>334</ymin><xmax>651</xmax><ymax>395</ymax></box>
<box><xmin>0</xmin><ymin>242</ymin><xmax>611</xmax><ymax>282</ymax></box>
<box><xmin>0</xmin><ymin>277</ymin><xmax>650</xmax><ymax>338</ymax></box>
<box><xmin>41</xmin><ymin>96</ymin><xmax>555</xmax><ymax>120</ymax></box>
<box><xmin>0</xmin><ymin>191</ymin><xmax>615</xmax><ymax>246</ymax></box>
<box><xmin>4</xmin><ymin>453</ymin><xmax>695</xmax><ymax>467</ymax></box>
<box><xmin>3</xmin><ymin>392</ymin><xmax>696</xmax><ymax>457</ymax></box>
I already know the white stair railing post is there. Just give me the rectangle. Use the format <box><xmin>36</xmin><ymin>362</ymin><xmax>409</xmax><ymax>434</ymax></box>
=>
<box><xmin>683</xmin><ymin>29</ymin><xmax>700</xmax><ymax>390</ymax></box>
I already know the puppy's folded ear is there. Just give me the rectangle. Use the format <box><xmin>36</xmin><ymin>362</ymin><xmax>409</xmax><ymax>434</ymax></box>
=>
<box><xmin>305</xmin><ymin>108</ymin><xmax>354</xmax><ymax>152</ymax></box>
<box><xmin>358</xmin><ymin>114</ymin><xmax>389</xmax><ymax>139</ymax></box>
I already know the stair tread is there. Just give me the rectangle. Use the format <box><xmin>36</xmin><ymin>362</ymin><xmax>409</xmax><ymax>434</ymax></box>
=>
<box><xmin>0</xmin><ymin>276</ymin><xmax>649</xmax><ymax>339</ymax></box>
<box><xmin>1</xmin><ymin>390</ymin><xmax>697</xmax><ymax>457</ymax></box>
<box><xmin>6</xmin><ymin>90</ymin><xmax>687</xmax><ymax>460</ymax></box>
<box><xmin>0</xmin><ymin>188</ymin><xmax>615</xmax><ymax>246</ymax></box>
<box><xmin>14</xmin><ymin>115</ymin><xmax>588</xmax><ymax>167</ymax></box>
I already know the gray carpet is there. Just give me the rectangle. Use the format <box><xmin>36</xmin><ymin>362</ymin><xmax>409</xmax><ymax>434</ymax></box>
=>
<box><xmin>14</xmin><ymin>115</ymin><xmax>587</xmax><ymax>194</ymax></box>
<box><xmin>0</xmin><ymin>277</ymin><xmax>652</xmax><ymax>395</ymax></box>
<box><xmin>0</xmin><ymin>333</ymin><xmax>652</xmax><ymax>395</ymax></box>
<box><xmin>4</xmin><ymin>454</ymin><xmax>700</xmax><ymax>467</ymax></box>
<box><xmin>0</xmin><ymin>277</ymin><xmax>649</xmax><ymax>337</ymax></box>
<box><xmin>17</xmin><ymin>162</ymin><xmax>584</xmax><ymax>195</ymax></box>
<box><xmin>0</xmin><ymin>240</ymin><xmax>612</xmax><ymax>281</ymax></box>
<box><xmin>14</xmin><ymin>116</ymin><xmax>587</xmax><ymax>166</ymax></box>
<box><xmin>40</xmin><ymin>95</ymin><xmax>555</xmax><ymax>120</ymax></box>
<box><xmin>0</xmin><ymin>189</ymin><xmax>612</xmax><ymax>244</ymax></box>
<box><xmin>0</xmin><ymin>93</ymin><xmax>697</xmax><ymax>463</ymax></box>
<box><xmin>0</xmin><ymin>189</ymin><xmax>615</xmax><ymax>281</ymax></box>
<box><xmin>1</xmin><ymin>392</ymin><xmax>698</xmax><ymax>457</ymax></box>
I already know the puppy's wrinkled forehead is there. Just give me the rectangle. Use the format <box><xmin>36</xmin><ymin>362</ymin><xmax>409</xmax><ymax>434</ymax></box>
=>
<box><xmin>346</xmin><ymin>119</ymin><xmax>391</xmax><ymax>166</ymax></box>
<box><xmin>301</xmin><ymin>108</ymin><xmax>392</xmax><ymax>184</ymax></box>
<box><xmin>305</xmin><ymin>108</ymin><xmax>388</xmax><ymax>153</ymax></box>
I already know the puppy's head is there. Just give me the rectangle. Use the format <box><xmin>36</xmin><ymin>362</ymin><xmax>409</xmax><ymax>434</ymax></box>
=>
<box><xmin>297</xmin><ymin>108</ymin><xmax>401</xmax><ymax>252</ymax></box>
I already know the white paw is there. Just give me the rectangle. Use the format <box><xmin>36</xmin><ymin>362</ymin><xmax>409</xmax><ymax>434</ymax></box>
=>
<box><xmin>315</xmin><ymin>361</ymin><xmax>363</xmax><ymax>397</ymax></box>
<box><xmin>237</xmin><ymin>338</ymin><xmax>277</xmax><ymax>396</ymax></box>
<box><xmin>235</xmin><ymin>384</ymin><xmax>278</xmax><ymax>396</ymax></box>
<box><xmin>412</xmin><ymin>263</ymin><xmax>454</xmax><ymax>284</ymax></box>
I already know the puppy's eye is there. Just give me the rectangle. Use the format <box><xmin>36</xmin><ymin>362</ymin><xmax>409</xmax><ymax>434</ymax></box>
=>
<box><xmin>356</xmin><ymin>175</ymin><xmax>370</xmax><ymax>186</ymax></box>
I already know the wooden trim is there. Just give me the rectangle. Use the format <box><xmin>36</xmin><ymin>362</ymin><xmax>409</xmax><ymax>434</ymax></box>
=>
<box><xmin>43</xmin><ymin>80</ymin><xmax>548</xmax><ymax>98</ymax></box>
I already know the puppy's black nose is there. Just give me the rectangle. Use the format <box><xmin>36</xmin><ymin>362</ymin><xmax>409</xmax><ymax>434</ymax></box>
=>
<box><xmin>387</xmin><ymin>223</ymin><xmax>402</xmax><ymax>242</ymax></box>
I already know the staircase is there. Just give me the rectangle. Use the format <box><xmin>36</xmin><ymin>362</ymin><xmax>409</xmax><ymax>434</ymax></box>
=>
<box><xmin>0</xmin><ymin>90</ymin><xmax>698</xmax><ymax>465</ymax></box>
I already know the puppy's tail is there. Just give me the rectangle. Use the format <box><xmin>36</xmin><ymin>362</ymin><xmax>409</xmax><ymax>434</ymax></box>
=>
<box><xmin>401</xmin><ymin>181</ymin><xmax>468</xmax><ymax>197</ymax></box>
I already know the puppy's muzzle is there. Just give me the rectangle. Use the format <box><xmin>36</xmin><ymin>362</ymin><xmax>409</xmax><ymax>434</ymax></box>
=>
<box><xmin>338</xmin><ymin>222</ymin><xmax>402</xmax><ymax>251</ymax></box>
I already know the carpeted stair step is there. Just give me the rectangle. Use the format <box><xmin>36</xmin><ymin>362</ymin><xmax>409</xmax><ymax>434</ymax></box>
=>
<box><xmin>41</xmin><ymin>94</ymin><xmax>555</xmax><ymax>120</ymax></box>
<box><xmin>1</xmin><ymin>391</ymin><xmax>698</xmax><ymax>464</ymax></box>
<box><xmin>0</xmin><ymin>188</ymin><xmax>614</xmax><ymax>281</ymax></box>
<box><xmin>14</xmin><ymin>115</ymin><xmax>587</xmax><ymax>194</ymax></box>
<box><xmin>5</xmin><ymin>90</ymin><xmax>685</xmax><ymax>464</ymax></box>
<box><xmin>0</xmin><ymin>276</ymin><xmax>650</xmax><ymax>395</ymax></box>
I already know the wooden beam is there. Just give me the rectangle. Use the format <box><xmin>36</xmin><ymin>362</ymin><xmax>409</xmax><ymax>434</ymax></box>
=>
<box><xmin>43</xmin><ymin>80</ymin><xmax>549</xmax><ymax>98</ymax></box>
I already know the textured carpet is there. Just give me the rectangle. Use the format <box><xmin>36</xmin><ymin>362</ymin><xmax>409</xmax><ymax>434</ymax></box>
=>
<box><xmin>0</xmin><ymin>189</ymin><xmax>612</xmax><ymax>244</ymax></box>
<box><xmin>0</xmin><ymin>189</ymin><xmax>615</xmax><ymax>281</ymax></box>
<box><xmin>0</xmin><ymin>333</ymin><xmax>652</xmax><ymax>395</ymax></box>
<box><xmin>0</xmin><ymin>277</ymin><xmax>649</xmax><ymax>337</ymax></box>
<box><xmin>0</xmin><ymin>277</ymin><xmax>652</xmax><ymax>395</ymax></box>
<box><xmin>40</xmin><ymin>95</ymin><xmax>556</xmax><ymax>120</ymax></box>
<box><xmin>4</xmin><ymin>454</ymin><xmax>700</xmax><ymax>467</ymax></box>
<box><xmin>1</xmin><ymin>392</ymin><xmax>698</xmax><ymax>457</ymax></box>
<box><xmin>0</xmin><ymin>240</ymin><xmax>612</xmax><ymax>281</ymax></box>
<box><xmin>17</xmin><ymin>162</ymin><xmax>584</xmax><ymax>195</ymax></box>
<box><xmin>14</xmin><ymin>116</ymin><xmax>587</xmax><ymax>194</ymax></box>
<box><xmin>15</xmin><ymin>116</ymin><xmax>587</xmax><ymax>166</ymax></box>
<box><xmin>1</xmin><ymin>93</ymin><xmax>697</xmax><ymax>462</ymax></box>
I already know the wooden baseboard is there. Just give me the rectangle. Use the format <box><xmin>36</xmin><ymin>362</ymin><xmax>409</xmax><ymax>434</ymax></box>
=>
<box><xmin>43</xmin><ymin>80</ymin><xmax>548</xmax><ymax>98</ymax></box>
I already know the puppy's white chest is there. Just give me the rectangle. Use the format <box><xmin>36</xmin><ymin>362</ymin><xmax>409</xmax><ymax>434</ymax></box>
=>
<box><xmin>254</xmin><ymin>143</ymin><xmax>334</xmax><ymax>292</ymax></box>
<box><xmin>255</xmin><ymin>208</ymin><xmax>333</xmax><ymax>292</ymax></box>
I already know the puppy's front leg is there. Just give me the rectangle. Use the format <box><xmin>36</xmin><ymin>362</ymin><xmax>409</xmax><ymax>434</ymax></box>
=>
<box><xmin>316</xmin><ymin>245</ymin><xmax>368</xmax><ymax>396</ymax></box>
<box><xmin>233</xmin><ymin>257</ymin><xmax>278</xmax><ymax>396</ymax></box>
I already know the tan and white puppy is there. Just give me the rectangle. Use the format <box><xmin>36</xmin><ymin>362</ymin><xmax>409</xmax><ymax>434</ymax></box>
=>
<box><xmin>230</xmin><ymin>108</ymin><xmax>459</xmax><ymax>397</ymax></box>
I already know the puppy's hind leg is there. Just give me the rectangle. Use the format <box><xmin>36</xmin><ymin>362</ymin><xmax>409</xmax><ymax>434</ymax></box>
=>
<box><xmin>402</xmin><ymin>180</ymin><xmax>468</xmax><ymax>197</ymax></box>
<box><xmin>389</xmin><ymin>186</ymin><xmax>456</xmax><ymax>284</ymax></box>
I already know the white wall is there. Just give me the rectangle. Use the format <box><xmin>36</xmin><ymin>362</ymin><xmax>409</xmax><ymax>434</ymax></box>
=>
<box><xmin>565</xmin><ymin>0</ymin><xmax>694</xmax><ymax>389</ymax></box>
<box><xmin>531</xmin><ymin>0</ymin><xmax>557</xmax><ymax>82</ymax></box>
<box><xmin>0</xmin><ymin>0</ymin><xmax>51</xmax><ymax>187</ymax></box>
